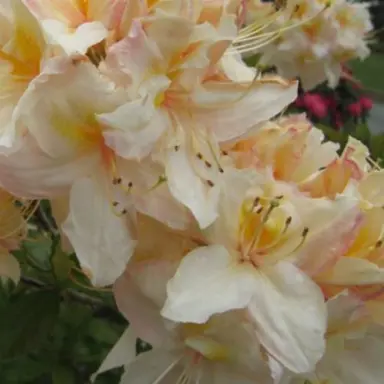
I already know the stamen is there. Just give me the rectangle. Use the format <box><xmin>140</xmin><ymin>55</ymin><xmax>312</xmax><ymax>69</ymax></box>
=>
<box><xmin>246</xmin><ymin>199</ymin><xmax>281</xmax><ymax>254</ymax></box>
<box><xmin>206</xmin><ymin>180</ymin><xmax>215</xmax><ymax>187</ymax></box>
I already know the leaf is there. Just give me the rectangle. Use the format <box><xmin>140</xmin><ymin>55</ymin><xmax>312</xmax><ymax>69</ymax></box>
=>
<box><xmin>0</xmin><ymin>290</ymin><xmax>60</xmax><ymax>359</ymax></box>
<box><xmin>87</xmin><ymin>318</ymin><xmax>121</xmax><ymax>344</ymax></box>
<box><xmin>52</xmin><ymin>366</ymin><xmax>76</xmax><ymax>384</ymax></box>
<box><xmin>354</xmin><ymin>122</ymin><xmax>371</xmax><ymax>146</ymax></box>
<box><xmin>22</xmin><ymin>235</ymin><xmax>53</xmax><ymax>271</ymax></box>
<box><xmin>316</xmin><ymin>123</ymin><xmax>348</xmax><ymax>149</ymax></box>
<box><xmin>52</xmin><ymin>249</ymin><xmax>73</xmax><ymax>284</ymax></box>
<box><xmin>370</xmin><ymin>133</ymin><xmax>384</xmax><ymax>161</ymax></box>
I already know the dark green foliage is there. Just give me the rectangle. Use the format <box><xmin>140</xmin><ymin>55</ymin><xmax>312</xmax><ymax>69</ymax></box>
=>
<box><xmin>0</xmin><ymin>202</ymin><xmax>128</xmax><ymax>384</ymax></box>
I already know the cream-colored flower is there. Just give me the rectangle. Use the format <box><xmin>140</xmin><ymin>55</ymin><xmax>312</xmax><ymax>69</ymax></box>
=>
<box><xmin>98</xmin><ymin>13</ymin><xmax>297</xmax><ymax>227</ymax></box>
<box><xmin>226</xmin><ymin>114</ymin><xmax>339</xmax><ymax>184</ymax></box>
<box><xmin>161</xmin><ymin>169</ymin><xmax>361</xmax><ymax>373</ymax></box>
<box><xmin>248</xmin><ymin>0</ymin><xmax>373</xmax><ymax>89</ymax></box>
<box><xmin>95</xmin><ymin>217</ymin><xmax>273</xmax><ymax>384</ymax></box>
<box><xmin>283</xmin><ymin>292</ymin><xmax>384</xmax><ymax>384</ymax></box>
<box><xmin>0</xmin><ymin>0</ymin><xmax>47</xmax><ymax>149</ymax></box>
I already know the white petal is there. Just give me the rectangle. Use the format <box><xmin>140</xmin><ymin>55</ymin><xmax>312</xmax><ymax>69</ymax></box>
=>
<box><xmin>91</xmin><ymin>327</ymin><xmax>136</xmax><ymax>382</ymax></box>
<box><xmin>18</xmin><ymin>58</ymin><xmax>122</xmax><ymax>159</ymax></box>
<box><xmin>162</xmin><ymin>245</ymin><xmax>256</xmax><ymax>324</ymax></box>
<box><xmin>248</xmin><ymin>262</ymin><xmax>327</xmax><ymax>373</ymax></box>
<box><xmin>317</xmin><ymin>334</ymin><xmax>384</xmax><ymax>384</ymax></box>
<box><xmin>42</xmin><ymin>20</ymin><xmax>108</xmax><ymax>55</ymax></box>
<box><xmin>99</xmin><ymin>97</ymin><xmax>169</xmax><ymax>161</ymax></box>
<box><xmin>114</xmin><ymin>261</ymin><xmax>174</xmax><ymax>346</ymax></box>
<box><xmin>165</xmin><ymin>145</ymin><xmax>220</xmax><ymax>229</ymax></box>
<box><xmin>62</xmin><ymin>176</ymin><xmax>137</xmax><ymax>286</ymax></box>
<box><xmin>120</xmin><ymin>349</ymin><xmax>182</xmax><ymax>384</ymax></box>
<box><xmin>192</xmin><ymin>78</ymin><xmax>298</xmax><ymax>142</ymax></box>
<box><xmin>0</xmin><ymin>136</ymin><xmax>99</xmax><ymax>199</ymax></box>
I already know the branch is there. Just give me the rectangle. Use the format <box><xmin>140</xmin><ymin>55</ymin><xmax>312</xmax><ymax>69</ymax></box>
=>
<box><xmin>20</xmin><ymin>276</ymin><xmax>115</xmax><ymax>309</ymax></box>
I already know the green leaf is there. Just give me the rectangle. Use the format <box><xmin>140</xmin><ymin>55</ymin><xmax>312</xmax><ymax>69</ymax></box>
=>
<box><xmin>52</xmin><ymin>366</ymin><xmax>76</xmax><ymax>384</ymax></box>
<box><xmin>52</xmin><ymin>249</ymin><xmax>73</xmax><ymax>284</ymax></box>
<box><xmin>22</xmin><ymin>236</ymin><xmax>53</xmax><ymax>272</ymax></box>
<box><xmin>354</xmin><ymin>122</ymin><xmax>371</xmax><ymax>146</ymax></box>
<box><xmin>0</xmin><ymin>290</ymin><xmax>60</xmax><ymax>359</ymax></box>
<box><xmin>316</xmin><ymin>124</ymin><xmax>348</xmax><ymax>149</ymax></box>
<box><xmin>87</xmin><ymin>318</ymin><xmax>121</xmax><ymax>345</ymax></box>
<box><xmin>370</xmin><ymin>133</ymin><xmax>384</xmax><ymax>161</ymax></box>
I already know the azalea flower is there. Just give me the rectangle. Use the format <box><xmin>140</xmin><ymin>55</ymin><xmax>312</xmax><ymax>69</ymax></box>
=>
<box><xmin>22</xmin><ymin>0</ymin><xmax>140</xmax><ymax>55</ymax></box>
<box><xmin>0</xmin><ymin>57</ymin><xmax>138</xmax><ymax>286</ymax></box>
<box><xmin>0</xmin><ymin>0</ymin><xmax>47</xmax><ymax>148</ymax></box>
<box><xmin>282</xmin><ymin>292</ymin><xmax>384</xmax><ymax>384</ymax></box>
<box><xmin>250</xmin><ymin>0</ymin><xmax>373</xmax><ymax>89</ymax></box>
<box><xmin>93</xmin><ymin>217</ymin><xmax>273</xmax><ymax>384</ymax></box>
<box><xmin>161</xmin><ymin>168</ymin><xmax>361</xmax><ymax>373</ymax></box>
<box><xmin>314</xmin><ymin>170</ymin><xmax>384</xmax><ymax>297</ymax></box>
<box><xmin>300</xmin><ymin>136</ymin><xmax>371</xmax><ymax>198</ymax></box>
<box><xmin>225</xmin><ymin>114</ymin><xmax>339</xmax><ymax>183</ymax></box>
<box><xmin>97</xmin><ymin>13</ymin><xmax>298</xmax><ymax>227</ymax></box>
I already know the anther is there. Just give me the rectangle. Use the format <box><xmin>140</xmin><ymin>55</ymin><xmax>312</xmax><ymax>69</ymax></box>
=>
<box><xmin>302</xmin><ymin>227</ymin><xmax>309</xmax><ymax>237</ymax></box>
<box><xmin>112</xmin><ymin>201</ymin><xmax>118</xmax><ymax>207</ymax></box>
<box><xmin>376</xmin><ymin>239</ymin><xmax>383</xmax><ymax>248</ymax></box>
<box><xmin>113</xmin><ymin>177</ymin><xmax>122</xmax><ymax>185</ymax></box>
<box><xmin>174</xmin><ymin>145</ymin><xmax>180</xmax><ymax>151</ymax></box>
<box><xmin>205</xmin><ymin>161</ymin><xmax>212</xmax><ymax>168</ymax></box>
<box><xmin>221</xmin><ymin>150</ymin><xmax>228</xmax><ymax>156</ymax></box>
<box><xmin>196</xmin><ymin>152</ymin><xmax>203</xmax><ymax>160</ymax></box>
<box><xmin>218</xmin><ymin>167</ymin><xmax>224</xmax><ymax>173</ymax></box>
<box><xmin>256</xmin><ymin>206</ymin><xmax>264</xmax><ymax>214</ymax></box>
<box><xmin>122</xmin><ymin>209</ymin><xmax>127</xmax><ymax>215</ymax></box>
<box><xmin>128</xmin><ymin>182</ymin><xmax>133</xmax><ymax>188</ymax></box>
<box><xmin>275</xmin><ymin>195</ymin><xmax>284</xmax><ymax>200</ymax></box>
<box><xmin>253</xmin><ymin>197</ymin><xmax>260</xmax><ymax>208</ymax></box>
<box><xmin>206</xmin><ymin>180</ymin><xmax>215</xmax><ymax>187</ymax></box>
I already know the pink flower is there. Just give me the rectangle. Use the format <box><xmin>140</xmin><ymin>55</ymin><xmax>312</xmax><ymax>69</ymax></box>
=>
<box><xmin>359</xmin><ymin>96</ymin><xmax>373</xmax><ymax>111</ymax></box>
<box><xmin>303</xmin><ymin>93</ymin><xmax>328</xmax><ymax>118</ymax></box>
<box><xmin>347</xmin><ymin>102</ymin><xmax>362</xmax><ymax>117</ymax></box>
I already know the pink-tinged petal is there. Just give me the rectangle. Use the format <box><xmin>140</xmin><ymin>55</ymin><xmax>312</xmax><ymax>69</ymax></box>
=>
<box><xmin>295</xmin><ymin>195</ymin><xmax>363</xmax><ymax>276</ymax></box>
<box><xmin>318</xmin><ymin>257</ymin><xmax>384</xmax><ymax>285</ymax></box>
<box><xmin>103</xmin><ymin>20</ymin><xmax>162</xmax><ymax>88</ymax></box>
<box><xmin>92</xmin><ymin>327</ymin><xmax>136</xmax><ymax>382</ymax></box>
<box><xmin>118</xmin><ymin>159</ymin><xmax>192</xmax><ymax>230</ymax></box>
<box><xmin>114</xmin><ymin>263</ymin><xmax>173</xmax><ymax>346</ymax></box>
<box><xmin>0</xmin><ymin>136</ymin><xmax>99</xmax><ymax>199</ymax></box>
<box><xmin>99</xmin><ymin>95</ymin><xmax>170</xmax><ymax>161</ymax></box>
<box><xmin>120</xmin><ymin>349</ymin><xmax>183</xmax><ymax>384</ymax></box>
<box><xmin>0</xmin><ymin>251</ymin><xmax>20</xmax><ymax>284</ymax></box>
<box><xmin>162</xmin><ymin>245</ymin><xmax>256</xmax><ymax>324</ymax></box>
<box><xmin>192</xmin><ymin>77</ymin><xmax>298</xmax><ymax>142</ymax></box>
<box><xmin>62</xmin><ymin>176</ymin><xmax>137</xmax><ymax>287</ymax></box>
<box><xmin>359</xmin><ymin>171</ymin><xmax>384</xmax><ymax>207</ymax></box>
<box><xmin>165</xmin><ymin>144</ymin><xmax>220</xmax><ymax>229</ymax></box>
<box><xmin>86</xmin><ymin>0</ymin><xmax>128</xmax><ymax>29</ymax></box>
<box><xmin>248</xmin><ymin>262</ymin><xmax>327</xmax><ymax>373</ymax></box>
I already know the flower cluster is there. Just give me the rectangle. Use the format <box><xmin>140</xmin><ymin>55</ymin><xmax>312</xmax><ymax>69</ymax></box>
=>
<box><xmin>0</xmin><ymin>1</ymin><xmax>381</xmax><ymax>384</ymax></box>
<box><xmin>247</xmin><ymin>0</ymin><xmax>373</xmax><ymax>89</ymax></box>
